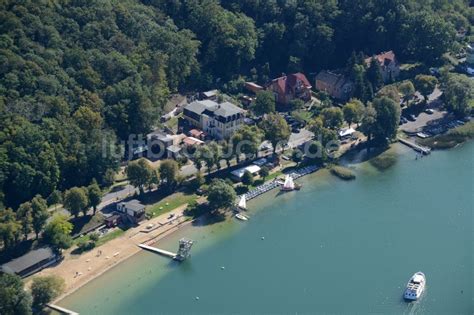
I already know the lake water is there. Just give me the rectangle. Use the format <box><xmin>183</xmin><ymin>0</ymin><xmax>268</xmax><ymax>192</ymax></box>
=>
<box><xmin>59</xmin><ymin>142</ymin><xmax>473</xmax><ymax>314</ymax></box>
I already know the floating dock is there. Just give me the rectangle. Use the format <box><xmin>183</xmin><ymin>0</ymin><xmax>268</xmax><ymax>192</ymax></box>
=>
<box><xmin>47</xmin><ymin>304</ymin><xmax>79</xmax><ymax>315</ymax></box>
<box><xmin>239</xmin><ymin>165</ymin><xmax>319</xmax><ymax>202</ymax></box>
<box><xmin>398</xmin><ymin>137</ymin><xmax>431</xmax><ymax>155</ymax></box>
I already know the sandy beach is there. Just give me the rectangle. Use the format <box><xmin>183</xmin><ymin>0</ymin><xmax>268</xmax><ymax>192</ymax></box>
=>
<box><xmin>32</xmin><ymin>204</ymin><xmax>194</xmax><ymax>302</ymax></box>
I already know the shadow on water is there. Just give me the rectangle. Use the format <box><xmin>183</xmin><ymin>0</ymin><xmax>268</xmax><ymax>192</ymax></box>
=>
<box><xmin>188</xmin><ymin>210</ymin><xmax>226</xmax><ymax>227</ymax></box>
<box><xmin>339</xmin><ymin>143</ymin><xmax>390</xmax><ymax>165</ymax></box>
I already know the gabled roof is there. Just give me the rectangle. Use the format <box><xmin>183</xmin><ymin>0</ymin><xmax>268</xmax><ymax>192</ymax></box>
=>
<box><xmin>287</xmin><ymin>73</ymin><xmax>312</xmax><ymax>89</ymax></box>
<box><xmin>365</xmin><ymin>51</ymin><xmax>396</xmax><ymax>66</ymax></box>
<box><xmin>271</xmin><ymin>72</ymin><xmax>312</xmax><ymax>95</ymax></box>
<box><xmin>1</xmin><ymin>247</ymin><xmax>55</xmax><ymax>275</ymax></box>
<box><xmin>120</xmin><ymin>200</ymin><xmax>145</xmax><ymax>212</ymax></box>
<box><xmin>315</xmin><ymin>70</ymin><xmax>351</xmax><ymax>89</ymax></box>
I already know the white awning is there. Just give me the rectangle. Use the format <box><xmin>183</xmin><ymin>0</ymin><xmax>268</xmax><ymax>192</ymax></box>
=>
<box><xmin>231</xmin><ymin>165</ymin><xmax>261</xmax><ymax>178</ymax></box>
<box><xmin>338</xmin><ymin>128</ymin><xmax>356</xmax><ymax>137</ymax></box>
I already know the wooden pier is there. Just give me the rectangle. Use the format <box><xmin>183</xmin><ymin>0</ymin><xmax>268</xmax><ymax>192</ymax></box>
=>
<box><xmin>398</xmin><ymin>137</ymin><xmax>431</xmax><ymax>155</ymax></box>
<box><xmin>47</xmin><ymin>304</ymin><xmax>79</xmax><ymax>315</ymax></box>
<box><xmin>138</xmin><ymin>243</ymin><xmax>177</xmax><ymax>259</ymax></box>
<box><xmin>239</xmin><ymin>165</ymin><xmax>319</xmax><ymax>202</ymax></box>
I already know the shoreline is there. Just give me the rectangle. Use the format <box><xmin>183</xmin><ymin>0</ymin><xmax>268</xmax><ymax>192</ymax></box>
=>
<box><xmin>55</xmin><ymin>218</ymin><xmax>194</xmax><ymax>303</ymax></box>
<box><xmin>31</xmin><ymin>204</ymin><xmax>195</xmax><ymax>304</ymax></box>
<box><xmin>51</xmin><ymin>138</ymin><xmax>470</xmax><ymax>304</ymax></box>
<box><xmin>49</xmin><ymin>145</ymin><xmax>385</xmax><ymax>303</ymax></box>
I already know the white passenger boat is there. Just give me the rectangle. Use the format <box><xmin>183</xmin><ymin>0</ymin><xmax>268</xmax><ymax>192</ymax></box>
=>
<box><xmin>235</xmin><ymin>213</ymin><xmax>249</xmax><ymax>221</ymax></box>
<box><xmin>404</xmin><ymin>272</ymin><xmax>426</xmax><ymax>301</ymax></box>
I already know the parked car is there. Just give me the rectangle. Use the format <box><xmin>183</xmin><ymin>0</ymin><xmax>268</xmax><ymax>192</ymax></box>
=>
<box><xmin>406</xmin><ymin>114</ymin><xmax>416</xmax><ymax>122</ymax></box>
<box><xmin>425</xmin><ymin>109</ymin><xmax>434</xmax><ymax>114</ymax></box>
<box><xmin>399</xmin><ymin>117</ymin><xmax>408</xmax><ymax>124</ymax></box>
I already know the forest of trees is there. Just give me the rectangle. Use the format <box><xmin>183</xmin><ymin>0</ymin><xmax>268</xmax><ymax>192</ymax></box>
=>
<box><xmin>0</xmin><ymin>0</ymin><xmax>471</xmax><ymax>211</ymax></box>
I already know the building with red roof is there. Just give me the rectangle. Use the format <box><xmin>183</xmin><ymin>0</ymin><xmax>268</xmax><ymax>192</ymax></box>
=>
<box><xmin>365</xmin><ymin>50</ymin><xmax>400</xmax><ymax>82</ymax></box>
<box><xmin>267</xmin><ymin>72</ymin><xmax>312</xmax><ymax>105</ymax></box>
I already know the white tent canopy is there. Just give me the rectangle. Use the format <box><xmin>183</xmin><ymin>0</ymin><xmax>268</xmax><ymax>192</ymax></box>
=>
<box><xmin>231</xmin><ymin>165</ymin><xmax>261</xmax><ymax>180</ymax></box>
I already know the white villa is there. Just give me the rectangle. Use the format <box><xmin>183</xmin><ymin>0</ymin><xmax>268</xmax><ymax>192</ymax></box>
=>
<box><xmin>183</xmin><ymin>100</ymin><xmax>245</xmax><ymax>140</ymax></box>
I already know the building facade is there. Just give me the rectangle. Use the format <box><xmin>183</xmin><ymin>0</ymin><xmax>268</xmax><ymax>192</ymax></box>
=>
<box><xmin>315</xmin><ymin>70</ymin><xmax>353</xmax><ymax>101</ymax></box>
<box><xmin>267</xmin><ymin>72</ymin><xmax>312</xmax><ymax>105</ymax></box>
<box><xmin>183</xmin><ymin>100</ymin><xmax>245</xmax><ymax>140</ymax></box>
<box><xmin>365</xmin><ymin>50</ymin><xmax>400</xmax><ymax>82</ymax></box>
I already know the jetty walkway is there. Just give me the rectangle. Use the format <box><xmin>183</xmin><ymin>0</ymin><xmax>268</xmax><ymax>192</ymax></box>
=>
<box><xmin>138</xmin><ymin>243</ymin><xmax>177</xmax><ymax>259</ymax></box>
<box><xmin>397</xmin><ymin>137</ymin><xmax>431</xmax><ymax>155</ymax></box>
<box><xmin>240</xmin><ymin>165</ymin><xmax>319</xmax><ymax>201</ymax></box>
<box><xmin>47</xmin><ymin>304</ymin><xmax>79</xmax><ymax>315</ymax></box>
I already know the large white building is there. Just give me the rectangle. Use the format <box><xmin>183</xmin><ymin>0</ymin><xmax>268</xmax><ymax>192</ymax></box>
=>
<box><xmin>183</xmin><ymin>100</ymin><xmax>245</xmax><ymax>139</ymax></box>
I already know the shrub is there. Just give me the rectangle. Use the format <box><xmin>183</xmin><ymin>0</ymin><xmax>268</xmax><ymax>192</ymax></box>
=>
<box><xmin>370</xmin><ymin>152</ymin><xmax>398</xmax><ymax>171</ymax></box>
<box><xmin>330</xmin><ymin>166</ymin><xmax>356</xmax><ymax>180</ymax></box>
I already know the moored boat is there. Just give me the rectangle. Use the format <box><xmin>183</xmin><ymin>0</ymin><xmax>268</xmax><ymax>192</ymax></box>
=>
<box><xmin>404</xmin><ymin>272</ymin><xmax>426</xmax><ymax>301</ymax></box>
<box><xmin>281</xmin><ymin>175</ymin><xmax>295</xmax><ymax>191</ymax></box>
<box><xmin>235</xmin><ymin>213</ymin><xmax>249</xmax><ymax>221</ymax></box>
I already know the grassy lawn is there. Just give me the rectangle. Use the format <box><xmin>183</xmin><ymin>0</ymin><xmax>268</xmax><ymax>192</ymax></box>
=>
<box><xmin>73</xmin><ymin>227</ymin><xmax>125</xmax><ymax>249</ymax></box>
<box><xmin>147</xmin><ymin>192</ymin><xmax>198</xmax><ymax>218</ymax></box>
<box><xmin>96</xmin><ymin>228</ymin><xmax>125</xmax><ymax>247</ymax></box>
<box><xmin>165</xmin><ymin>114</ymin><xmax>181</xmax><ymax>130</ymax></box>
<box><xmin>70</xmin><ymin>212</ymin><xmax>105</xmax><ymax>237</ymax></box>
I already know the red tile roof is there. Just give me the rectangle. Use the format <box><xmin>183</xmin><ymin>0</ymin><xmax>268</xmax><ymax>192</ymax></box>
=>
<box><xmin>365</xmin><ymin>51</ymin><xmax>396</xmax><ymax>66</ymax></box>
<box><xmin>271</xmin><ymin>72</ymin><xmax>312</xmax><ymax>95</ymax></box>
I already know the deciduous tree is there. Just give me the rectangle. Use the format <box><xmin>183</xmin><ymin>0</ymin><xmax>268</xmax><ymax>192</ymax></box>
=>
<box><xmin>343</xmin><ymin>99</ymin><xmax>365</xmax><ymax>127</ymax></box>
<box><xmin>398</xmin><ymin>81</ymin><xmax>416</xmax><ymax>107</ymax></box>
<box><xmin>253</xmin><ymin>90</ymin><xmax>275</xmax><ymax>115</ymax></box>
<box><xmin>87</xmin><ymin>179</ymin><xmax>102</xmax><ymax>214</ymax></box>
<box><xmin>321</xmin><ymin>107</ymin><xmax>344</xmax><ymax>129</ymax></box>
<box><xmin>259</xmin><ymin>114</ymin><xmax>290</xmax><ymax>153</ymax></box>
<box><xmin>42</xmin><ymin>215</ymin><xmax>73</xmax><ymax>250</ymax></box>
<box><xmin>31</xmin><ymin>195</ymin><xmax>49</xmax><ymax>239</ymax></box>
<box><xmin>0</xmin><ymin>273</ymin><xmax>32</xmax><ymax>315</ymax></box>
<box><xmin>159</xmin><ymin>159</ymin><xmax>180</xmax><ymax>191</ymax></box>
<box><xmin>414</xmin><ymin>75</ymin><xmax>438</xmax><ymax>103</ymax></box>
<box><xmin>16</xmin><ymin>202</ymin><xmax>33</xmax><ymax>240</ymax></box>
<box><xmin>443</xmin><ymin>74</ymin><xmax>474</xmax><ymax>118</ymax></box>
<box><xmin>207</xmin><ymin>179</ymin><xmax>237</xmax><ymax>211</ymax></box>
<box><xmin>31</xmin><ymin>275</ymin><xmax>65</xmax><ymax>311</ymax></box>
<box><xmin>126</xmin><ymin>159</ymin><xmax>156</xmax><ymax>194</ymax></box>
<box><xmin>241</xmin><ymin>171</ymin><xmax>254</xmax><ymax>186</ymax></box>
<box><xmin>63</xmin><ymin>187</ymin><xmax>89</xmax><ymax>218</ymax></box>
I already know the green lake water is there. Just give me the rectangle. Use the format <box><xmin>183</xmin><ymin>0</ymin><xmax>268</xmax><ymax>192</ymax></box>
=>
<box><xmin>59</xmin><ymin>142</ymin><xmax>473</xmax><ymax>314</ymax></box>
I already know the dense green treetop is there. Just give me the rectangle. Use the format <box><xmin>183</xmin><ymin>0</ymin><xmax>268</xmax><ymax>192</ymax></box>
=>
<box><xmin>0</xmin><ymin>273</ymin><xmax>32</xmax><ymax>315</ymax></box>
<box><xmin>0</xmin><ymin>0</ymin><xmax>469</xmax><ymax>210</ymax></box>
<box><xmin>207</xmin><ymin>178</ymin><xmax>237</xmax><ymax>211</ymax></box>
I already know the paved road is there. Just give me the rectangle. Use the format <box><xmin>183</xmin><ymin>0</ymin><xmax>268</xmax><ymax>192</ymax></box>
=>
<box><xmin>101</xmin><ymin>128</ymin><xmax>315</xmax><ymax>211</ymax></box>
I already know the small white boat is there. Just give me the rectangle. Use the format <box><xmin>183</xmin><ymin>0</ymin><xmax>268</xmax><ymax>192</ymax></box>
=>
<box><xmin>238</xmin><ymin>195</ymin><xmax>247</xmax><ymax>210</ymax></box>
<box><xmin>281</xmin><ymin>175</ymin><xmax>295</xmax><ymax>191</ymax></box>
<box><xmin>404</xmin><ymin>272</ymin><xmax>426</xmax><ymax>301</ymax></box>
<box><xmin>235</xmin><ymin>213</ymin><xmax>249</xmax><ymax>221</ymax></box>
